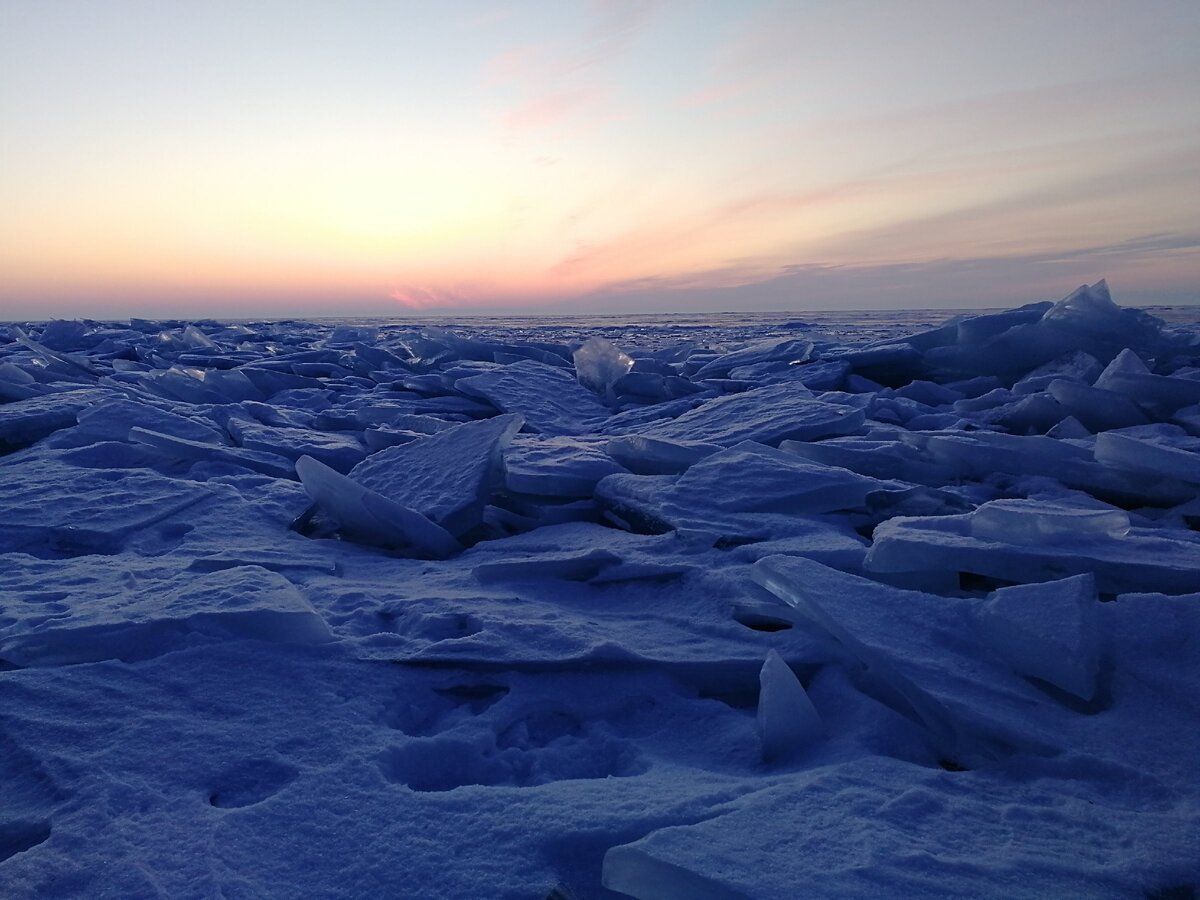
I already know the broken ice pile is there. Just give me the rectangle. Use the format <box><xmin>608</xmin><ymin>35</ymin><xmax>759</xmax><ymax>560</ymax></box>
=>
<box><xmin>1</xmin><ymin>280</ymin><xmax>1199</xmax><ymax>898</ymax></box>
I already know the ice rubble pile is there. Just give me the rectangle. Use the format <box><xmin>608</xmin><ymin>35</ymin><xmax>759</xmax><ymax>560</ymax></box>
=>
<box><xmin>1</xmin><ymin>281</ymin><xmax>1199</xmax><ymax>899</ymax></box>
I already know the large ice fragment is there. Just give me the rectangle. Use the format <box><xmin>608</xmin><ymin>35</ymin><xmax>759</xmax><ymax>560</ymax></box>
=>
<box><xmin>350</xmin><ymin>414</ymin><xmax>523</xmax><ymax>536</ymax></box>
<box><xmin>0</xmin><ymin>563</ymin><xmax>331</xmax><ymax>666</ymax></box>
<box><xmin>916</xmin><ymin>429</ymin><xmax>1192</xmax><ymax>507</ymax></box>
<box><xmin>604</xmin><ymin>435</ymin><xmax>721</xmax><ymax>475</ymax></box>
<box><xmin>602</xmin><ymin>752</ymin><xmax>1194</xmax><ymax>900</ymax></box>
<box><xmin>1094</xmin><ymin>347</ymin><xmax>1151</xmax><ymax>389</ymax></box>
<box><xmin>0</xmin><ymin>456</ymin><xmax>214</xmax><ymax>555</ymax></box>
<box><xmin>502</xmin><ymin>435</ymin><xmax>625</xmax><ymax>497</ymax></box>
<box><xmin>0</xmin><ymin>388</ymin><xmax>115</xmax><ymax>447</ymax></box>
<box><xmin>230</xmin><ymin>420</ymin><xmax>367</xmax><ymax>472</ymax></box>
<box><xmin>671</xmin><ymin>442</ymin><xmax>885</xmax><ymax>515</ymax></box>
<box><xmin>690</xmin><ymin>337</ymin><xmax>813</xmax><ymax>380</ymax></box>
<box><xmin>130</xmin><ymin>427</ymin><xmax>296</xmax><ymax>478</ymax></box>
<box><xmin>1013</xmin><ymin>351</ymin><xmax>1103</xmax><ymax>395</ymax></box>
<box><xmin>596</xmin><ymin>442</ymin><xmax>890</xmax><ymax>542</ymax></box>
<box><xmin>10</xmin><ymin>325</ymin><xmax>99</xmax><ymax>375</ymax></box>
<box><xmin>751</xmin><ymin>556</ymin><xmax>1059</xmax><ymax>759</ymax></box>
<box><xmin>757</xmin><ymin>649</ymin><xmax>823</xmax><ymax>762</ymax></box>
<box><xmin>781</xmin><ymin>435</ymin><xmax>948</xmax><ymax>485</ymax></box>
<box><xmin>1094</xmin><ymin>426</ymin><xmax>1200</xmax><ymax>484</ymax></box>
<box><xmin>73</xmin><ymin>398</ymin><xmax>227</xmax><ymax>446</ymax></box>
<box><xmin>1046</xmin><ymin>379</ymin><xmax>1151</xmax><ymax>431</ymax></box>
<box><xmin>456</xmin><ymin>360</ymin><xmax>609</xmax><ymax>434</ymax></box>
<box><xmin>295</xmin><ymin>455</ymin><xmax>460</xmax><ymax>557</ymax></box>
<box><xmin>638</xmin><ymin>383</ymin><xmax>864</xmax><ymax>447</ymax></box>
<box><xmin>927</xmin><ymin>281</ymin><xmax>1167</xmax><ymax>378</ymax></box>
<box><xmin>1096</xmin><ymin>349</ymin><xmax>1200</xmax><ymax>415</ymax></box>
<box><xmin>572</xmin><ymin>337</ymin><xmax>633</xmax><ymax>401</ymax></box>
<box><xmin>867</xmin><ymin>510</ymin><xmax>1200</xmax><ymax>594</ymax></box>
<box><xmin>970</xmin><ymin>498</ymin><xmax>1131</xmax><ymax>543</ymax></box>
<box><xmin>974</xmin><ymin>574</ymin><xmax>1100</xmax><ymax>700</ymax></box>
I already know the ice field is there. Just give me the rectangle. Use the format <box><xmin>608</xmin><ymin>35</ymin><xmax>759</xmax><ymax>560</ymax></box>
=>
<box><xmin>1</xmin><ymin>280</ymin><xmax>1198</xmax><ymax>898</ymax></box>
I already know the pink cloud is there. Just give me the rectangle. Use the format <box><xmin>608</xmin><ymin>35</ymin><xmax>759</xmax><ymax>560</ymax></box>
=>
<box><xmin>502</xmin><ymin>87</ymin><xmax>607</xmax><ymax>131</ymax></box>
<box><xmin>485</xmin><ymin>0</ymin><xmax>657</xmax><ymax>138</ymax></box>
<box><xmin>387</xmin><ymin>284</ymin><xmax>469</xmax><ymax>310</ymax></box>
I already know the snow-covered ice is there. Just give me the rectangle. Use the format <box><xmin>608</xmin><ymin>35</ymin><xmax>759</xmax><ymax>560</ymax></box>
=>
<box><xmin>1</xmin><ymin>283</ymin><xmax>1198</xmax><ymax>898</ymax></box>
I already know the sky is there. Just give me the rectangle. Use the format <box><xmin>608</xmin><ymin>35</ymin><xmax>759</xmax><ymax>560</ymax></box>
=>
<box><xmin>2</xmin><ymin>0</ymin><xmax>1199</xmax><ymax>319</ymax></box>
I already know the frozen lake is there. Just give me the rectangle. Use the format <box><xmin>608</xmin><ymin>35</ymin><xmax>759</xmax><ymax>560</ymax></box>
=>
<box><xmin>0</xmin><ymin>282</ymin><xmax>1198</xmax><ymax>898</ymax></box>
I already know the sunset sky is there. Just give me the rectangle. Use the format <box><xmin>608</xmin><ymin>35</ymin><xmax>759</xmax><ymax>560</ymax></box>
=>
<box><xmin>2</xmin><ymin>0</ymin><xmax>1199</xmax><ymax>318</ymax></box>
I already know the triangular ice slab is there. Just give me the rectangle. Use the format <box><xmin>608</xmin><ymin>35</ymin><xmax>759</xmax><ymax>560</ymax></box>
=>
<box><xmin>757</xmin><ymin>649</ymin><xmax>823</xmax><ymax>762</ymax></box>
<box><xmin>975</xmin><ymin>574</ymin><xmax>1101</xmax><ymax>700</ymax></box>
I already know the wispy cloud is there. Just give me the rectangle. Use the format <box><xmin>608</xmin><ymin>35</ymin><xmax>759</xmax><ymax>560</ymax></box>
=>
<box><xmin>502</xmin><ymin>87</ymin><xmax>608</xmax><ymax>131</ymax></box>
<box><xmin>485</xmin><ymin>0</ymin><xmax>657</xmax><ymax>135</ymax></box>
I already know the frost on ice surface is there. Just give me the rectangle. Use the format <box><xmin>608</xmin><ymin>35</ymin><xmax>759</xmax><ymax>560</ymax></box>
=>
<box><xmin>1</xmin><ymin>285</ymin><xmax>1199</xmax><ymax>899</ymax></box>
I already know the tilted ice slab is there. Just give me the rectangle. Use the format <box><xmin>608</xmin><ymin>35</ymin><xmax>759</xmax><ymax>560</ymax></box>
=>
<box><xmin>229</xmin><ymin>420</ymin><xmax>367</xmax><ymax>472</ymax></box>
<box><xmin>0</xmin><ymin>455</ymin><xmax>215</xmax><ymax>556</ymax></box>
<box><xmin>502</xmin><ymin>435</ymin><xmax>625</xmax><ymax>497</ymax></box>
<box><xmin>296</xmin><ymin>456</ymin><xmax>460</xmax><ymax>557</ymax></box>
<box><xmin>633</xmin><ymin>383</ymin><xmax>865</xmax><ymax>447</ymax></box>
<box><xmin>751</xmin><ymin>555</ymin><xmax>1065</xmax><ymax>761</ymax></box>
<box><xmin>1012</xmin><ymin>349</ymin><xmax>1103</xmax><ymax>395</ymax></box>
<box><xmin>603</xmin><ymin>582</ymin><xmax>1200</xmax><ymax>899</ymax></box>
<box><xmin>46</xmin><ymin>397</ymin><xmax>229</xmax><ymax>449</ymax></box>
<box><xmin>670</xmin><ymin>442</ymin><xmax>889</xmax><ymax>515</ymax></box>
<box><xmin>1093</xmin><ymin>425</ymin><xmax>1200</xmax><ymax>484</ymax></box>
<box><xmin>0</xmin><ymin>560</ymin><xmax>331</xmax><ymax>666</ymax></box>
<box><xmin>757</xmin><ymin>649</ymin><xmax>823</xmax><ymax>763</ymax></box>
<box><xmin>9</xmin><ymin>325</ymin><xmax>101</xmax><ymax>376</ymax></box>
<box><xmin>688</xmin><ymin>336</ymin><xmax>813</xmax><ymax>380</ymax></box>
<box><xmin>1046</xmin><ymin>378</ymin><xmax>1152</xmax><ymax>432</ymax></box>
<box><xmin>975</xmin><ymin>574</ymin><xmax>1101</xmax><ymax>701</ymax></box>
<box><xmin>604</xmin><ymin>435</ymin><xmax>721</xmax><ymax>475</ymax></box>
<box><xmin>0</xmin><ymin>388</ymin><xmax>116</xmax><ymax>447</ymax></box>
<box><xmin>912</xmin><ymin>428</ymin><xmax>1194</xmax><ymax>507</ymax></box>
<box><xmin>602</xmin><ymin>753</ymin><xmax>1198</xmax><ymax>900</ymax></box>
<box><xmin>599</xmin><ymin>394</ymin><xmax>713</xmax><ymax>436</ymax></box>
<box><xmin>970</xmin><ymin>498</ymin><xmax>1131</xmax><ymax>542</ymax></box>
<box><xmin>129</xmin><ymin>427</ymin><xmax>297</xmax><ymax>479</ymax></box>
<box><xmin>456</xmin><ymin>360</ymin><xmax>610</xmax><ymax>435</ymax></box>
<box><xmin>1096</xmin><ymin>348</ymin><xmax>1200</xmax><ymax>415</ymax></box>
<box><xmin>780</xmin><ymin>435</ymin><xmax>949</xmax><ymax>485</ymax></box>
<box><xmin>349</xmin><ymin>414</ymin><xmax>523</xmax><ymax>537</ymax></box>
<box><xmin>595</xmin><ymin>442</ymin><xmax>892</xmax><ymax>545</ymax></box>
<box><xmin>866</xmin><ymin>499</ymin><xmax>1200</xmax><ymax>594</ymax></box>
